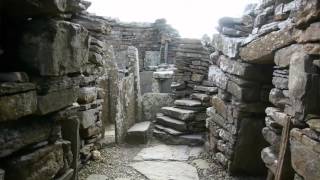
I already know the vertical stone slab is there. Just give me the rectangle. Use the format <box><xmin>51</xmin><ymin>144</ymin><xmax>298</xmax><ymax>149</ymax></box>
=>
<box><xmin>0</xmin><ymin>169</ymin><xmax>4</xmax><ymax>180</ymax></box>
<box><xmin>61</xmin><ymin>117</ymin><xmax>80</xmax><ymax>180</ymax></box>
<box><xmin>144</xmin><ymin>51</ymin><xmax>160</xmax><ymax>69</ymax></box>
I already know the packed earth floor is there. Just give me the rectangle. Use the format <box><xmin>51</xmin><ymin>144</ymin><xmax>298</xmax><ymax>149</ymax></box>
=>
<box><xmin>79</xmin><ymin>138</ymin><xmax>264</xmax><ymax>180</ymax></box>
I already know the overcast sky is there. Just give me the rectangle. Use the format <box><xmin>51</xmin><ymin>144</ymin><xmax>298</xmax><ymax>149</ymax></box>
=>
<box><xmin>88</xmin><ymin>0</ymin><xmax>258</xmax><ymax>38</ymax></box>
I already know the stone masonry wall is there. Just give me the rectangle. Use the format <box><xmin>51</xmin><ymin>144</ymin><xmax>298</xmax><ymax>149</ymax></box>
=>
<box><xmin>207</xmin><ymin>0</ymin><xmax>320</xmax><ymax>179</ymax></box>
<box><xmin>0</xmin><ymin>1</ymin><xmax>94</xmax><ymax>180</ymax></box>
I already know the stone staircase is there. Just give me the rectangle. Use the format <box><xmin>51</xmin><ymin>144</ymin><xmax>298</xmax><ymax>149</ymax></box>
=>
<box><xmin>153</xmin><ymin>83</ymin><xmax>217</xmax><ymax>146</ymax></box>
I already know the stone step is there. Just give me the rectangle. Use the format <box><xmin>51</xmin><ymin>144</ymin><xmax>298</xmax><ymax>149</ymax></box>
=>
<box><xmin>153</xmin><ymin>129</ymin><xmax>204</xmax><ymax>146</ymax></box>
<box><xmin>161</xmin><ymin>107</ymin><xmax>196</xmax><ymax>121</ymax></box>
<box><xmin>126</xmin><ymin>121</ymin><xmax>152</xmax><ymax>144</ymax></box>
<box><xmin>154</xmin><ymin>124</ymin><xmax>184</xmax><ymax>136</ymax></box>
<box><xmin>156</xmin><ymin>114</ymin><xmax>187</xmax><ymax>132</ymax></box>
<box><xmin>190</xmin><ymin>93</ymin><xmax>210</xmax><ymax>102</ymax></box>
<box><xmin>174</xmin><ymin>99</ymin><xmax>202</xmax><ymax>107</ymax></box>
<box><xmin>174</xmin><ymin>105</ymin><xmax>207</xmax><ymax>111</ymax></box>
<box><xmin>193</xmin><ymin>85</ymin><xmax>218</xmax><ymax>94</ymax></box>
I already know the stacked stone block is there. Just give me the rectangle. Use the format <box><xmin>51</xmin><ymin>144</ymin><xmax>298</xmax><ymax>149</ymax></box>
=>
<box><xmin>218</xmin><ymin>0</ymin><xmax>320</xmax><ymax>179</ymax></box>
<box><xmin>153</xmin><ymin>39</ymin><xmax>212</xmax><ymax>146</ymax></box>
<box><xmin>207</xmin><ymin>5</ymin><xmax>275</xmax><ymax>175</ymax></box>
<box><xmin>0</xmin><ymin>1</ymin><xmax>118</xmax><ymax>179</ymax></box>
<box><xmin>250</xmin><ymin>0</ymin><xmax>320</xmax><ymax>179</ymax></box>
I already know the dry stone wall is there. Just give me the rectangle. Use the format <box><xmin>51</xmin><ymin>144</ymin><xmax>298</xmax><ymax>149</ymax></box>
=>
<box><xmin>0</xmin><ymin>0</ymin><xmax>174</xmax><ymax>179</ymax></box>
<box><xmin>207</xmin><ymin>0</ymin><xmax>320</xmax><ymax>179</ymax></box>
<box><xmin>0</xmin><ymin>1</ymin><xmax>94</xmax><ymax>180</ymax></box>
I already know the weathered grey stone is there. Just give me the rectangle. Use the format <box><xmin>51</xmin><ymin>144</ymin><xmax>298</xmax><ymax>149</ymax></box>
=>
<box><xmin>269</xmin><ymin>88</ymin><xmax>289</xmax><ymax>108</ymax></box>
<box><xmin>130</xmin><ymin>161</ymin><xmax>199</xmax><ymax>180</ymax></box>
<box><xmin>272</xmin><ymin>76</ymin><xmax>288</xmax><ymax>89</ymax></box>
<box><xmin>211</xmin><ymin>96</ymin><xmax>228</xmax><ymax>118</ymax></box>
<box><xmin>155</xmin><ymin>124</ymin><xmax>183</xmax><ymax>136</ymax></box>
<box><xmin>219</xmin><ymin>56</ymin><xmax>272</xmax><ymax>82</ymax></box>
<box><xmin>240</xmin><ymin>28</ymin><xmax>296</xmax><ymax>64</ymax></box>
<box><xmin>295</xmin><ymin>22</ymin><xmax>320</xmax><ymax>43</ymax></box>
<box><xmin>134</xmin><ymin>144</ymin><xmax>190</xmax><ymax>161</ymax></box>
<box><xmin>261</xmin><ymin>147</ymin><xmax>278</xmax><ymax>174</ymax></box>
<box><xmin>290</xmin><ymin>128</ymin><xmax>320</xmax><ymax>180</ymax></box>
<box><xmin>153</xmin><ymin>71</ymin><xmax>174</xmax><ymax>79</ymax></box>
<box><xmin>227</xmin><ymin>80</ymin><xmax>261</xmax><ymax>102</ymax></box>
<box><xmin>274</xmin><ymin>44</ymin><xmax>303</xmax><ymax>68</ymax></box>
<box><xmin>161</xmin><ymin>107</ymin><xmax>196</xmax><ymax>121</ymax></box>
<box><xmin>191</xmin><ymin>73</ymin><xmax>204</xmax><ymax>82</ymax></box>
<box><xmin>0</xmin><ymin>90</ymin><xmax>37</xmax><ymax>121</ymax></box>
<box><xmin>141</xmin><ymin>93</ymin><xmax>174</xmax><ymax>121</ymax></box>
<box><xmin>4</xmin><ymin>141</ymin><xmax>68</xmax><ymax>180</ymax></box>
<box><xmin>86</xmin><ymin>174</ymin><xmax>108</xmax><ymax>180</ymax></box>
<box><xmin>265</xmin><ymin>107</ymin><xmax>289</xmax><ymax>127</ymax></box>
<box><xmin>220</xmin><ymin>27</ymin><xmax>249</xmax><ymax>37</ymax></box>
<box><xmin>306</xmin><ymin>119</ymin><xmax>320</xmax><ymax>133</ymax></box>
<box><xmin>215</xmin><ymin>152</ymin><xmax>229</xmax><ymax>166</ymax></box>
<box><xmin>78</xmin><ymin>108</ymin><xmax>98</xmax><ymax>129</ymax></box>
<box><xmin>156</xmin><ymin>114</ymin><xmax>187</xmax><ymax>132</ymax></box>
<box><xmin>174</xmin><ymin>99</ymin><xmax>201</xmax><ymax>107</ymax></box>
<box><xmin>0</xmin><ymin>119</ymin><xmax>60</xmax><ymax>158</ymax></box>
<box><xmin>190</xmin><ymin>93</ymin><xmax>210</xmax><ymax>102</ymax></box>
<box><xmin>294</xmin><ymin>0</ymin><xmax>320</xmax><ymax>27</ymax></box>
<box><xmin>37</xmin><ymin>88</ymin><xmax>78</xmax><ymax>115</ymax></box>
<box><xmin>262</xmin><ymin>127</ymin><xmax>281</xmax><ymax>149</ymax></box>
<box><xmin>193</xmin><ymin>85</ymin><xmax>218</xmax><ymax>94</ymax></box>
<box><xmin>77</xmin><ymin>87</ymin><xmax>97</xmax><ymax>104</ymax></box>
<box><xmin>0</xmin><ymin>82</ymin><xmax>35</xmax><ymax>96</ymax></box>
<box><xmin>153</xmin><ymin>129</ymin><xmax>204</xmax><ymax>146</ymax></box>
<box><xmin>0</xmin><ymin>72</ymin><xmax>29</xmax><ymax>83</ymax></box>
<box><xmin>208</xmin><ymin>65</ymin><xmax>228</xmax><ymax>90</ymax></box>
<box><xmin>72</xmin><ymin>14</ymin><xmax>111</xmax><ymax>34</ymax></box>
<box><xmin>126</xmin><ymin>121</ymin><xmax>152</xmax><ymax>144</ymax></box>
<box><xmin>20</xmin><ymin>19</ymin><xmax>89</xmax><ymax>76</ymax></box>
<box><xmin>212</xmin><ymin>34</ymin><xmax>244</xmax><ymax>58</ymax></box>
<box><xmin>144</xmin><ymin>51</ymin><xmax>160</xmax><ymax>69</ymax></box>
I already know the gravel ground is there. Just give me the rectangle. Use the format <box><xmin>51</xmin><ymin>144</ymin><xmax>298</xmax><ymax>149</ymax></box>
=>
<box><xmin>79</xmin><ymin>143</ymin><xmax>148</xmax><ymax>180</ymax></box>
<box><xmin>79</xmin><ymin>138</ymin><xmax>264</xmax><ymax>180</ymax></box>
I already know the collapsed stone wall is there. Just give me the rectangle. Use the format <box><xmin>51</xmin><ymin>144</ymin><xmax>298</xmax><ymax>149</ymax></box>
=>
<box><xmin>207</xmin><ymin>0</ymin><xmax>320</xmax><ymax>179</ymax></box>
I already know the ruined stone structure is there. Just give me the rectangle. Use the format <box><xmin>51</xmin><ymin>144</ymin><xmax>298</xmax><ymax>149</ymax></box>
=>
<box><xmin>0</xmin><ymin>0</ymin><xmax>319</xmax><ymax>180</ymax></box>
<box><xmin>0</xmin><ymin>0</ymin><xmax>179</xmax><ymax>179</ymax></box>
<box><xmin>206</xmin><ymin>0</ymin><xmax>320</xmax><ymax>179</ymax></box>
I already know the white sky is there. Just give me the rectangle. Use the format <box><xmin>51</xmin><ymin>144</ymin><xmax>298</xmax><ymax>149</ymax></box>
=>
<box><xmin>88</xmin><ymin>0</ymin><xmax>259</xmax><ymax>38</ymax></box>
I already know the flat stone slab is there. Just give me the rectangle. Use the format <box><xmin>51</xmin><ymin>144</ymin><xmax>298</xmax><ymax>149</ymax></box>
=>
<box><xmin>86</xmin><ymin>174</ymin><xmax>108</xmax><ymax>180</ymax></box>
<box><xmin>127</xmin><ymin>121</ymin><xmax>151</xmax><ymax>133</ymax></box>
<box><xmin>153</xmin><ymin>71</ymin><xmax>174</xmax><ymax>79</ymax></box>
<box><xmin>174</xmin><ymin>99</ymin><xmax>202</xmax><ymax>107</ymax></box>
<box><xmin>133</xmin><ymin>144</ymin><xmax>190</xmax><ymax>161</ymax></box>
<box><xmin>155</xmin><ymin>125</ymin><xmax>184</xmax><ymax>136</ymax></box>
<box><xmin>130</xmin><ymin>161</ymin><xmax>199</xmax><ymax>180</ymax></box>
<box><xmin>190</xmin><ymin>93</ymin><xmax>210</xmax><ymax>102</ymax></box>
<box><xmin>161</xmin><ymin>107</ymin><xmax>196</xmax><ymax>121</ymax></box>
<box><xmin>156</xmin><ymin>115</ymin><xmax>187</xmax><ymax>132</ymax></box>
<box><xmin>126</xmin><ymin>121</ymin><xmax>152</xmax><ymax>144</ymax></box>
<box><xmin>153</xmin><ymin>130</ymin><xmax>204</xmax><ymax>146</ymax></box>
